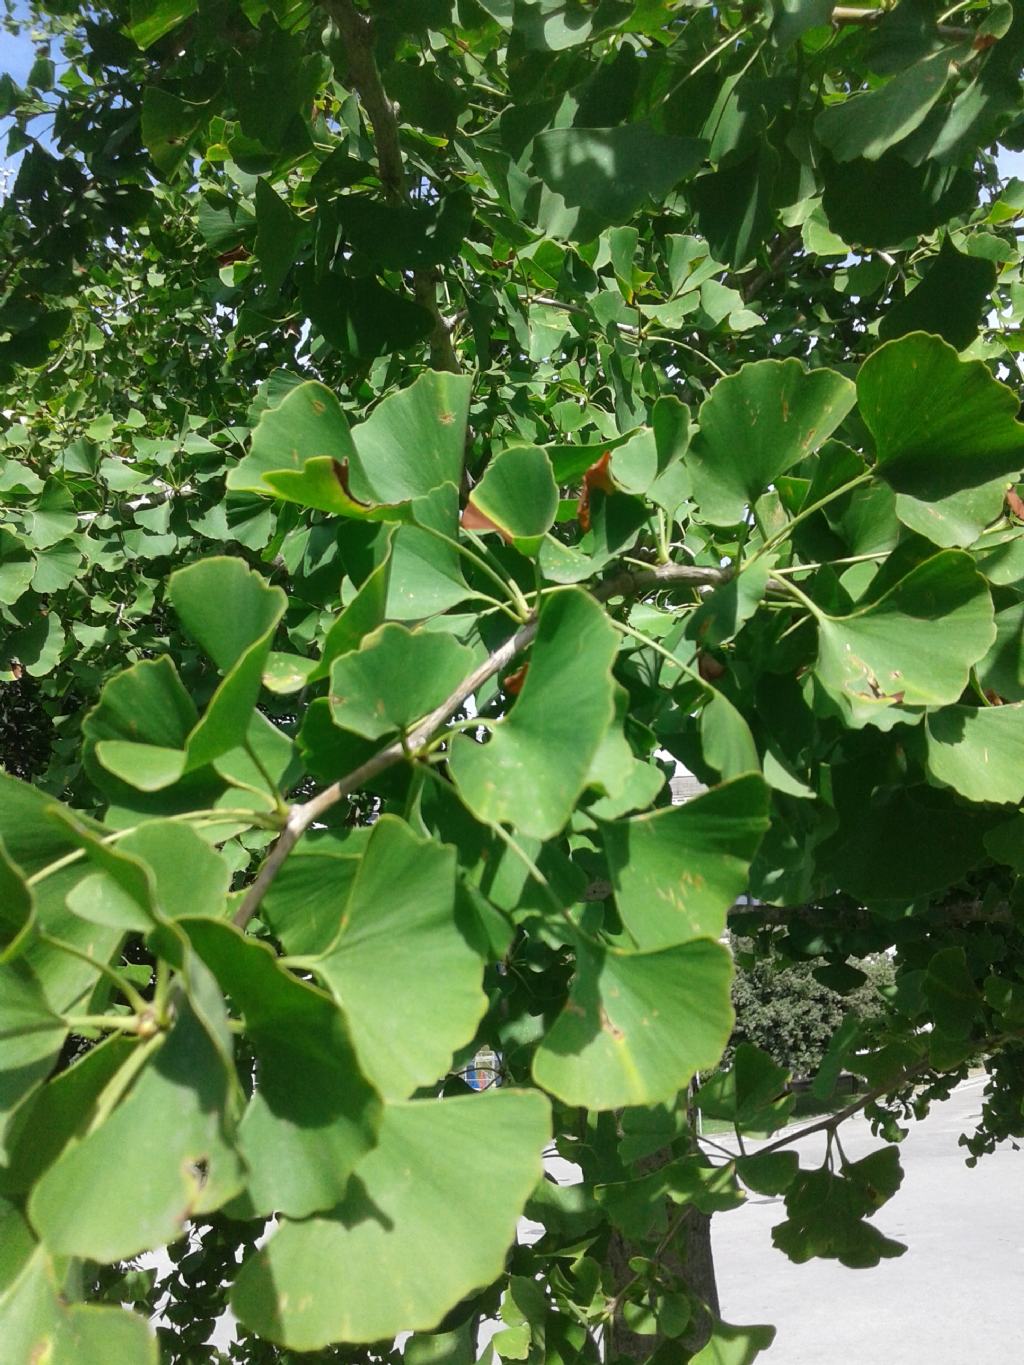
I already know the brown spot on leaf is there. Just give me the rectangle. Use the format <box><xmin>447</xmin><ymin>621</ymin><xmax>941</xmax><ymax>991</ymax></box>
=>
<box><xmin>600</xmin><ymin>1006</ymin><xmax>624</xmax><ymax>1040</ymax></box>
<box><xmin>698</xmin><ymin>652</ymin><xmax>727</xmax><ymax>682</ymax></box>
<box><xmin>311</xmin><ymin>398</ymin><xmax>326</xmax><ymax>416</ymax></box>
<box><xmin>217</xmin><ymin>244</ymin><xmax>250</xmax><ymax>268</ymax></box>
<box><xmin>333</xmin><ymin>460</ymin><xmax>371</xmax><ymax>508</ymax></box>
<box><xmin>461</xmin><ymin>499</ymin><xmax>511</xmax><ymax>541</ymax></box>
<box><xmin>503</xmin><ymin>663</ymin><xmax>529</xmax><ymax>695</ymax></box>
<box><xmin>1006</xmin><ymin>487</ymin><xmax>1024</xmax><ymax>520</ymax></box>
<box><xmin>439</xmin><ymin>410</ymin><xmax>455</xmax><ymax>425</ymax></box>
<box><xmin>577</xmin><ymin>450</ymin><xmax>616</xmax><ymax>532</ymax></box>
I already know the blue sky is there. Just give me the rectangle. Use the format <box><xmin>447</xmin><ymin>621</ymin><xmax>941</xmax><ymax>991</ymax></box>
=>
<box><xmin>2</xmin><ymin>1</ymin><xmax>38</xmax><ymax>85</ymax></box>
<box><xmin>2</xmin><ymin>5</ymin><xmax>43</xmax><ymax>183</ymax></box>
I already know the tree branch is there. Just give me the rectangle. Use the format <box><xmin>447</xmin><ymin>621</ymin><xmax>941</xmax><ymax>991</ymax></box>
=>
<box><xmin>332</xmin><ymin>0</ymin><xmax>460</xmax><ymax>371</ymax></box>
<box><xmin>830</xmin><ymin>6</ymin><xmax>974</xmax><ymax>40</ymax></box>
<box><xmin>751</xmin><ymin>1060</ymin><xmax>931</xmax><ymax>1159</ymax></box>
<box><xmin>233</xmin><ymin>562</ymin><xmax>745</xmax><ymax>929</ymax></box>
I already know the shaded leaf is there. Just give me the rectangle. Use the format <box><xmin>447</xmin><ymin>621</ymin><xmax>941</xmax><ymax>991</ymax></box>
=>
<box><xmin>859</xmin><ymin>332</ymin><xmax>1024</xmax><ymax>499</ymax></box>
<box><xmin>29</xmin><ymin>1000</ymin><xmax>244</xmax><ymax>1261</ymax></box>
<box><xmin>183</xmin><ymin>918</ymin><xmax>381</xmax><ymax>1219</ymax></box>
<box><xmin>231</xmin><ymin>1090</ymin><xmax>550</xmax><ymax>1350</ymax></box>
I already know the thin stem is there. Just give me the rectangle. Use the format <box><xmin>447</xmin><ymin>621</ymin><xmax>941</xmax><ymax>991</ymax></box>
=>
<box><xmin>749</xmin><ymin>470</ymin><xmax>873</xmax><ymax>563</ymax></box>
<box><xmin>611</xmin><ymin>614</ymin><xmax>708</xmax><ymax>691</ymax></box>
<box><xmin>243</xmin><ymin>739</ymin><xmax>288</xmax><ymax>813</ymax></box>
<box><xmin>230</xmin><ymin>562</ymin><xmax>754</xmax><ymax>930</ymax></box>
<box><xmin>488</xmin><ymin>818</ymin><xmax>568</xmax><ymax>922</ymax></box>
<box><xmin>25</xmin><ymin>809</ymin><xmax>272</xmax><ymax>889</ymax></box>
<box><xmin>63</xmin><ymin>1013</ymin><xmax>138</xmax><ymax>1034</ymax></box>
<box><xmin>773</xmin><ymin>550</ymin><xmax>889</xmax><ymax>574</ymax></box>
<box><xmin>755</xmin><ymin>1061</ymin><xmax>930</xmax><ymax>1158</ymax></box>
<box><xmin>153</xmin><ymin>957</ymin><xmax>171</xmax><ymax>1016</ymax></box>
<box><xmin>414</xmin><ymin>522</ymin><xmax>527</xmax><ymax>622</ymax></box>
<box><xmin>652</xmin><ymin>23</ymin><xmax>753</xmax><ymax>107</ymax></box>
<box><xmin>655</xmin><ymin>508</ymin><xmax>670</xmax><ymax>563</ymax></box>
<box><xmin>771</xmin><ymin>572</ymin><xmax>822</xmax><ymax>618</ymax></box>
<box><xmin>462</xmin><ymin>528</ymin><xmax>533</xmax><ymax>619</ymax></box>
<box><xmin>37</xmin><ymin>932</ymin><xmax>151</xmax><ymax>1015</ymax></box>
<box><xmin>698</xmin><ymin>1133</ymin><xmax>740</xmax><ymax>1161</ymax></box>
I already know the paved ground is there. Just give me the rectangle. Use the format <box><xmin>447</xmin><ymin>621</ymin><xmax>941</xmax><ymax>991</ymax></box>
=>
<box><xmin>713</xmin><ymin>1078</ymin><xmax>1024</xmax><ymax>1364</ymax></box>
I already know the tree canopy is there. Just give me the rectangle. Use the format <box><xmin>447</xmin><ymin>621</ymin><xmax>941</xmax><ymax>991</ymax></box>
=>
<box><xmin>2</xmin><ymin>0</ymin><xmax>1024</xmax><ymax>1360</ymax></box>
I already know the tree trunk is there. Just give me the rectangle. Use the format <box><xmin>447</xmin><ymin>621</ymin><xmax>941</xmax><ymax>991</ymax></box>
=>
<box><xmin>606</xmin><ymin>1083</ymin><xmax>719</xmax><ymax>1361</ymax></box>
<box><xmin>607</xmin><ymin>1204</ymin><xmax>719</xmax><ymax>1360</ymax></box>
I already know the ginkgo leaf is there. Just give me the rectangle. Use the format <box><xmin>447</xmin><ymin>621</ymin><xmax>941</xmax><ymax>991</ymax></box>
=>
<box><xmin>924</xmin><ymin>703</ymin><xmax>1024</xmax><ymax>805</ymax></box>
<box><xmin>859</xmin><ymin>333</ymin><xmax>1024</xmax><ymax>499</ymax></box>
<box><xmin>599</xmin><ymin>775</ymin><xmax>769</xmax><ymax>948</ymax></box>
<box><xmin>533</xmin><ymin>937</ymin><xmax>734</xmax><ymax>1109</ymax></box>
<box><xmin>29</xmin><ymin>998</ymin><xmax>244</xmax><ymax>1261</ymax></box>
<box><xmin>310</xmin><ymin>816</ymin><xmax>486</xmax><ymax>1100</ymax></box>
<box><xmin>328</xmin><ymin>623</ymin><xmax>476</xmax><ymax>740</ymax></box>
<box><xmin>814</xmin><ymin>550</ymin><xmax>994</xmax><ymax>729</ymax></box>
<box><xmin>183</xmin><ymin>918</ymin><xmax>380</xmax><ymax>1218</ymax></box>
<box><xmin>231</xmin><ymin>1090</ymin><xmax>550</xmax><ymax>1350</ymax></box>
<box><xmin>465</xmin><ymin>444</ymin><xmax>559</xmax><ymax>554</ymax></box>
<box><xmin>449</xmin><ymin>589</ymin><xmax>619</xmax><ymax>839</ymax></box>
<box><xmin>688</xmin><ymin>359</ymin><xmax>856</xmax><ymax>525</ymax></box>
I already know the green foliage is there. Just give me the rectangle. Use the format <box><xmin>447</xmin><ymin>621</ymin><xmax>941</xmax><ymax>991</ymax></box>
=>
<box><xmin>2</xmin><ymin>1</ymin><xmax>1024</xmax><ymax>1360</ymax></box>
<box><xmin>726</xmin><ymin>951</ymin><xmax>894</xmax><ymax>1082</ymax></box>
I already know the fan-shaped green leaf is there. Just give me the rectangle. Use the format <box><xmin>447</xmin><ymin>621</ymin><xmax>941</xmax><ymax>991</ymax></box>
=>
<box><xmin>29</xmin><ymin>999</ymin><xmax>244</xmax><ymax>1261</ymax></box>
<box><xmin>311</xmin><ymin>816</ymin><xmax>486</xmax><ymax>1100</ymax></box>
<box><xmin>465</xmin><ymin>444</ymin><xmax>559</xmax><ymax>553</ymax></box>
<box><xmin>328</xmin><ymin>623</ymin><xmax>476</xmax><ymax>741</ymax></box>
<box><xmin>228</xmin><ymin>381</ymin><xmax>402</xmax><ymax>517</ymax></box>
<box><xmin>924</xmin><ymin>703</ymin><xmax>1024</xmax><ymax>804</ymax></box>
<box><xmin>450</xmin><ymin>589</ymin><xmax>619</xmax><ymax>839</ymax></box>
<box><xmin>814</xmin><ymin>550</ymin><xmax>994</xmax><ymax>729</ymax></box>
<box><xmin>533</xmin><ymin>938</ymin><xmax>734</xmax><ymax>1108</ymax></box>
<box><xmin>878</xmin><ymin>238</ymin><xmax>995</xmax><ymax>352</ymax></box>
<box><xmin>231</xmin><ymin>1090</ymin><xmax>550</xmax><ymax>1351</ymax></box>
<box><xmin>689</xmin><ymin>359</ymin><xmax>856</xmax><ymax>525</ymax></box>
<box><xmin>183</xmin><ymin>918</ymin><xmax>380</xmax><ymax>1218</ymax></box>
<box><xmin>0</xmin><ymin>965</ymin><xmax>67</xmax><ymax>1157</ymax></box>
<box><xmin>599</xmin><ymin>775</ymin><xmax>769</xmax><ymax>949</ymax></box>
<box><xmin>816</xmin><ymin>52</ymin><xmax>954</xmax><ymax>162</ymax></box>
<box><xmin>262</xmin><ymin>829</ymin><xmax>371</xmax><ymax>958</ymax></box>
<box><xmin>348</xmin><ymin>369</ymin><xmax>472</xmax><ymax>506</ymax></box>
<box><xmin>859</xmin><ymin>332</ymin><xmax>1024</xmax><ymax>499</ymax></box>
<box><xmin>531</xmin><ymin>126</ymin><xmax>704</xmax><ymax>238</ymax></box>
<box><xmin>0</xmin><ymin>1248</ymin><xmax>157</xmax><ymax>1364</ymax></box>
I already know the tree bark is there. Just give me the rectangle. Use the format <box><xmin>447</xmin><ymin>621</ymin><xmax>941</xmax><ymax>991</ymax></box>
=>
<box><xmin>607</xmin><ymin>1204</ymin><xmax>719</xmax><ymax>1360</ymax></box>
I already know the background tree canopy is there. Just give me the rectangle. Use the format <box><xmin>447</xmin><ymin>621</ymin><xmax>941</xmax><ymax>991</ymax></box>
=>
<box><xmin>2</xmin><ymin>0</ymin><xmax>1024</xmax><ymax>1360</ymax></box>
